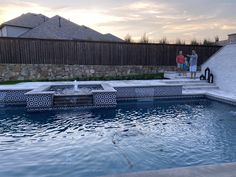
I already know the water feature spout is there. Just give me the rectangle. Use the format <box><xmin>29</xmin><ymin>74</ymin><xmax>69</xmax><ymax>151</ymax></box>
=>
<box><xmin>74</xmin><ymin>80</ymin><xmax>78</xmax><ymax>92</ymax></box>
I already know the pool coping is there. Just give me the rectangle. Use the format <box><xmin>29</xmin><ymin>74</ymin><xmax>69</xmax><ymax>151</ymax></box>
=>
<box><xmin>0</xmin><ymin>80</ymin><xmax>235</xmax><ymax>108</ymax></box>
<box><xmin>100</xmin><ymin>162</ymin><xmax>236</xmax><ymax>177</ymax></box>
<box><xmin>24</xmin><ymin>83</ymin><xmax>117</xmax><ymax>95</ymax></box>
<box><xmin>117</xmin><ymin>93</ymin><xmax>236</xmax><ymax>106</ymax></box>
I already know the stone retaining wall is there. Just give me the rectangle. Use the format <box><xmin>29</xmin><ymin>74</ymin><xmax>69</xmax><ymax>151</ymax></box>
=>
<box><xmin>0</xmin><ymin>64</ymin><xmax>176</xmax><ymax>81</ymax></box>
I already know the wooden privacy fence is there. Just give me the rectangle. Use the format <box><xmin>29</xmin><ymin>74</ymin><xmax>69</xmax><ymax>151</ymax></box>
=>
<box><xmin>0</xmin><ymin>37</ymin><xmax>221</xmax><ymax>66</ymax></box>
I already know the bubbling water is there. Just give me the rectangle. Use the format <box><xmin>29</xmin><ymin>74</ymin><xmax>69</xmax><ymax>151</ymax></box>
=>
<box><xmin>74</xmin><ymin>80</ymin><xmax>78</xmax><ymax>92</ymax></box>
<box><xmin>48</xmin><ymin>84</ymin><xmax>103</xmax><ymax>95</ymax></box>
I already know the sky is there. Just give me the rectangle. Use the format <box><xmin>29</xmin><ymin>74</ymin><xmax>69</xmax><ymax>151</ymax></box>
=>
<box><xmin>0</xmin><ymin>0</ymin><xmax>236</xmax><ymax>43</ymax></box>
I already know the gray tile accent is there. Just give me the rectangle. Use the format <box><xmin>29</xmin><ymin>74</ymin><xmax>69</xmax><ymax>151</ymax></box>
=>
<box><xmin>115</xmin><ymin>87</ymin><xmax>136</xmax><ymax>98</ymax></box>
<box><xmin>154</xmin><ymin>86</ymin><xmax>182</xmax><ymax>96</ymax></box>
<box><xmin>115</xmin><ymin>86</ymin><xmax>182</xmax><ymax>99</ymax></box>
<box><xmin>136</xmin><ymin>88</ymin><xmax>155</xmax><ymax>97</ymax></box>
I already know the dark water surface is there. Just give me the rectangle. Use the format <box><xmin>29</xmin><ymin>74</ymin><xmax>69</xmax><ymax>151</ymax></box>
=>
<box><xmin>0</xmin><ymin>99</ymin><xmax>236</xmax><ymax>177</ymax></box>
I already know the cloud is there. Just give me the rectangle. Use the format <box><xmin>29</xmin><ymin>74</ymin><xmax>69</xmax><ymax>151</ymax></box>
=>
<box><xmin>95</xmin><ymin>0</ymin><xmax>236</xmax><ymax>42</ymax></box>
<box><xmin>0</xmin><ymin>0</ymin><xmax>51</xmax><ymax>22</ymax></box>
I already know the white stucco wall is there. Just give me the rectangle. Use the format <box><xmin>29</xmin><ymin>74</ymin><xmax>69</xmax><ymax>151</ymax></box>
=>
<box><xmin>202</xmin><ymin>44</ymin><xmax>236</xmax><ymax>94</ymax></box>
<box><xmin>228</xmin><ymin>34</ymin><xmax>236</xmax><ymax>44</ymax></box>
<box><xmin>3</xmin><ymin>26</ymin><xmax>30</xmax><ymax>37</ymax></box>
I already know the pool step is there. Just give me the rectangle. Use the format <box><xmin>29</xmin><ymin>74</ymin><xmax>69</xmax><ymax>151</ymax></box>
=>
<box><xmin>164</xmin><ymin>80</ymin><xmax>219</xmax><ymax>90</ymax></box>
<box><xmin>53</xmin><ymin>95</ymin><xmax>93</xmax><ymax>107</ymax></box>
<box><xmin>164</xmin><ymin>72</ymin><xmax>202</xmax><ymax>79</ymax></box>
<box><xmin>183</xmin><ymin>85</ymin><xmax>219</xmax><ymax>90</ymax></box>
<box><xmin>183</xmin><ymin>83</ymin><xmax>217</xmax><ymax>87</ymax></box>
<box><xmin>164</xmin><ymin>80</ymin><xmax>207</xmax><ymax>84</ymax></box>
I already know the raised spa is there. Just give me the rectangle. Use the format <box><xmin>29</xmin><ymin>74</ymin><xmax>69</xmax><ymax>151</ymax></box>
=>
<box><xmin>25</xmin><ymin>83</ymin><xmax>117</xmax><ymax>111</ymax></box>
<box><xmin>0</xmin><ymin>82</ymin><xmax>184</xmax><ymax>111</ymax></box>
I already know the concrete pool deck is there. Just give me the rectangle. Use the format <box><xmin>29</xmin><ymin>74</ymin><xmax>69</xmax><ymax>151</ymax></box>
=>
<box><xmin>101</xmin><ymin>162</ymin><xmax>236</xmax><ymax>177</ymax></box>
<box><xmin>0</xmin><ymin>76</ymin><xmax>236</xmax><ymax>105</ymax></box>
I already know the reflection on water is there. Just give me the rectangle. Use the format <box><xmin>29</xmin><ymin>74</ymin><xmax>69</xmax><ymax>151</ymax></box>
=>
<box><xmin>0</xmin><ymin>99</ymin><xmax>236</xmax><ymax>177</ymax></box>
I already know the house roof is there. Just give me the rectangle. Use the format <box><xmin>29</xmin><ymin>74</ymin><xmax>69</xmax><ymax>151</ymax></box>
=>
<box><xmin>20</xmin><ymin>15</ymin><xmax>122</xmax><ymax>41</ymax></box>
<box><xmin>1</xmin><ymin>13</ymin><xmax>123</xmax><ymax>42</ymax></box>
<box><xmin>103</xmin><ymin>33</ymin><xmax>124</xmax><ymax>42</ymax></box>
<box><xmin>1</xmin><ymin>13</ymin><xmax>49</xmax><ymax>28</ymax></box>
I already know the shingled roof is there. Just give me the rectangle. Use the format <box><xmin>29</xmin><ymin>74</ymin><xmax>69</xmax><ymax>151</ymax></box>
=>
<box><xmin>20</xmin><ymin>15</ymin><xmax>120</xmax><ymax>41</ymax></box>
<box><xmin>1</xmin><ymin>13</ymin><xmax>123</xmax><ymax>42</ymax></box>
<box><xmin>103</xmin><ymin>33</ymin><xmax>124</xmax><ymax>42</ymax></box>
<box><xmin>2</xmin><ymin>13</ymin><xmax>49</xmax><ymax>28</ymax></box>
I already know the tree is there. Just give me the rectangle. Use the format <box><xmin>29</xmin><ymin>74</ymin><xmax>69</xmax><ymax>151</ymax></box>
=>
<box><xmin>140</xmin><ymin>33</ymin><xmax>149</xmax><ymax>43</ymax></box>
<box><xmin>190</xmin><ymin>39</ymin><xmax>200</xmax><ymax>45</ymax></box>
<box><xmin>203</xmin><ymin>38</ymin><xmax>214</xmax><ymax>46</ymax></box>
<box><xmin>159</xmin><ymin>37</ymin><xmax>168</xmax><ymax>44</ymax></box>
<box><xmin>175</xmin><ymin>38</ymin><xmax>185</xmax><ymax>45</ymax></box>
<box><xmin>124</xmin><ymin>34</ymin><xmax>133</xmax><ymax>43</ymax></box>
<box><xmin>214</xmin><ymin>36</ymin><xmax>219</xmax><ymax>43</ymax></box>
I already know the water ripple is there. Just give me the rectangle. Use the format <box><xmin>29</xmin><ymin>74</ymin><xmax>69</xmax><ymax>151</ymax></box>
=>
<box><xmin>0</xmin><ymin>99</ymin><xmax>236</xmax><ymax>177</ymax></box>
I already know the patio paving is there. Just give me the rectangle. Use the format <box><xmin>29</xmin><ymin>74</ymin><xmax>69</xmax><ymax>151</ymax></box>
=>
<box><xmin>100</xmin><ymin>162</ymin><xmax>236</xmax><ymax>177</ymax></box>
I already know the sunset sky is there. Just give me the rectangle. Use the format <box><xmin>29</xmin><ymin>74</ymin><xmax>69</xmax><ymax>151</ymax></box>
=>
<box><xmin>0</xmin><ymin>0</ymin><xmax>236</xmax><ymax>43</ymax></box>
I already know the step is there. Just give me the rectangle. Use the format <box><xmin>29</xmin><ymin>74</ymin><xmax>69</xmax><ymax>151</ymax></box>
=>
<box><xmin>164</xmin><ymin>72</ymin><xmax>202</xmax><ymax>79</ymax></box>
<box><xmin>164</xmin><ymin>80</ymin><xmax>207</xmax><ymax>84</ymax></box>
<box><xmin>183</xmin><ymin>85</ymin><xmax>219</xmax><ymax>90</ymax></box>
<box><xmin>182</xmin><ymin>83</ymin><xmax>217</xmax><ymax>87</ymax></box>
<box><xmin>168</xmin><ymin>82</ymin><xmax>212</xmax><ymax>86</ymax></box>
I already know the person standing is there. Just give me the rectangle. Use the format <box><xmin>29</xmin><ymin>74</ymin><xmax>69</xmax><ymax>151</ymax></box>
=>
<box><xmin>188</xmin><ymin>50</ymin><xmax>198</xmax><ymax>79</ymax></box>
<box><xmin>176</xmin><ymin>51</ymin><xmax>185</xmax><ymax>76</ymax></box>
<box><xmin>182</xmin><ymin>56</ymin><xmax>189</xmax><ymax>77</ymax></box>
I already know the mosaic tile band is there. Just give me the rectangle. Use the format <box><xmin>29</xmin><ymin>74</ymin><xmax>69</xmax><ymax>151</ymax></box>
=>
<box><xmin>115</xmin><ymin>86</ymin><xmax>182</xmax><ymax>98</ymax></box>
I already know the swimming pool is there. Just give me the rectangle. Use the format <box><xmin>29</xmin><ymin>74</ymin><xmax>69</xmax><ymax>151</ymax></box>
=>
<box><xmin>0</xmin><ymin>98</ymin><xmax>236</xmax><ymax>177</ymax></box>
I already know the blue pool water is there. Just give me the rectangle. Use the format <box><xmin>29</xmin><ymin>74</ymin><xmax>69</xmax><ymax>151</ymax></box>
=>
<box><xmin>0</xmin><ymin>99</ymin><xmax>236</xmax><ymax>177</ymax></box>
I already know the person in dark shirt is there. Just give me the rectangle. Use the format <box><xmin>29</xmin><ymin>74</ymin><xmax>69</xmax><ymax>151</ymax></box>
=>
<box><xmin>187</xmin><ymin>50</ymin><xmax>198</xmax><ymax>79</ymax></box>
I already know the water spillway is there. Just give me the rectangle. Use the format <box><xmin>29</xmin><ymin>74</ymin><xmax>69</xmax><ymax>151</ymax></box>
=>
<box><xmin>53</xmin><ymin>95</ymin><xmax>93</xmax><ymax>107</ymax></box>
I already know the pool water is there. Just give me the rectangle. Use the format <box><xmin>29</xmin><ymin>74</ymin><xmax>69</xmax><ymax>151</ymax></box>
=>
<box><xmin>0</xmin><ymin>99</ymin><xmax>236</xmax><ymax>177</ymax></box>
